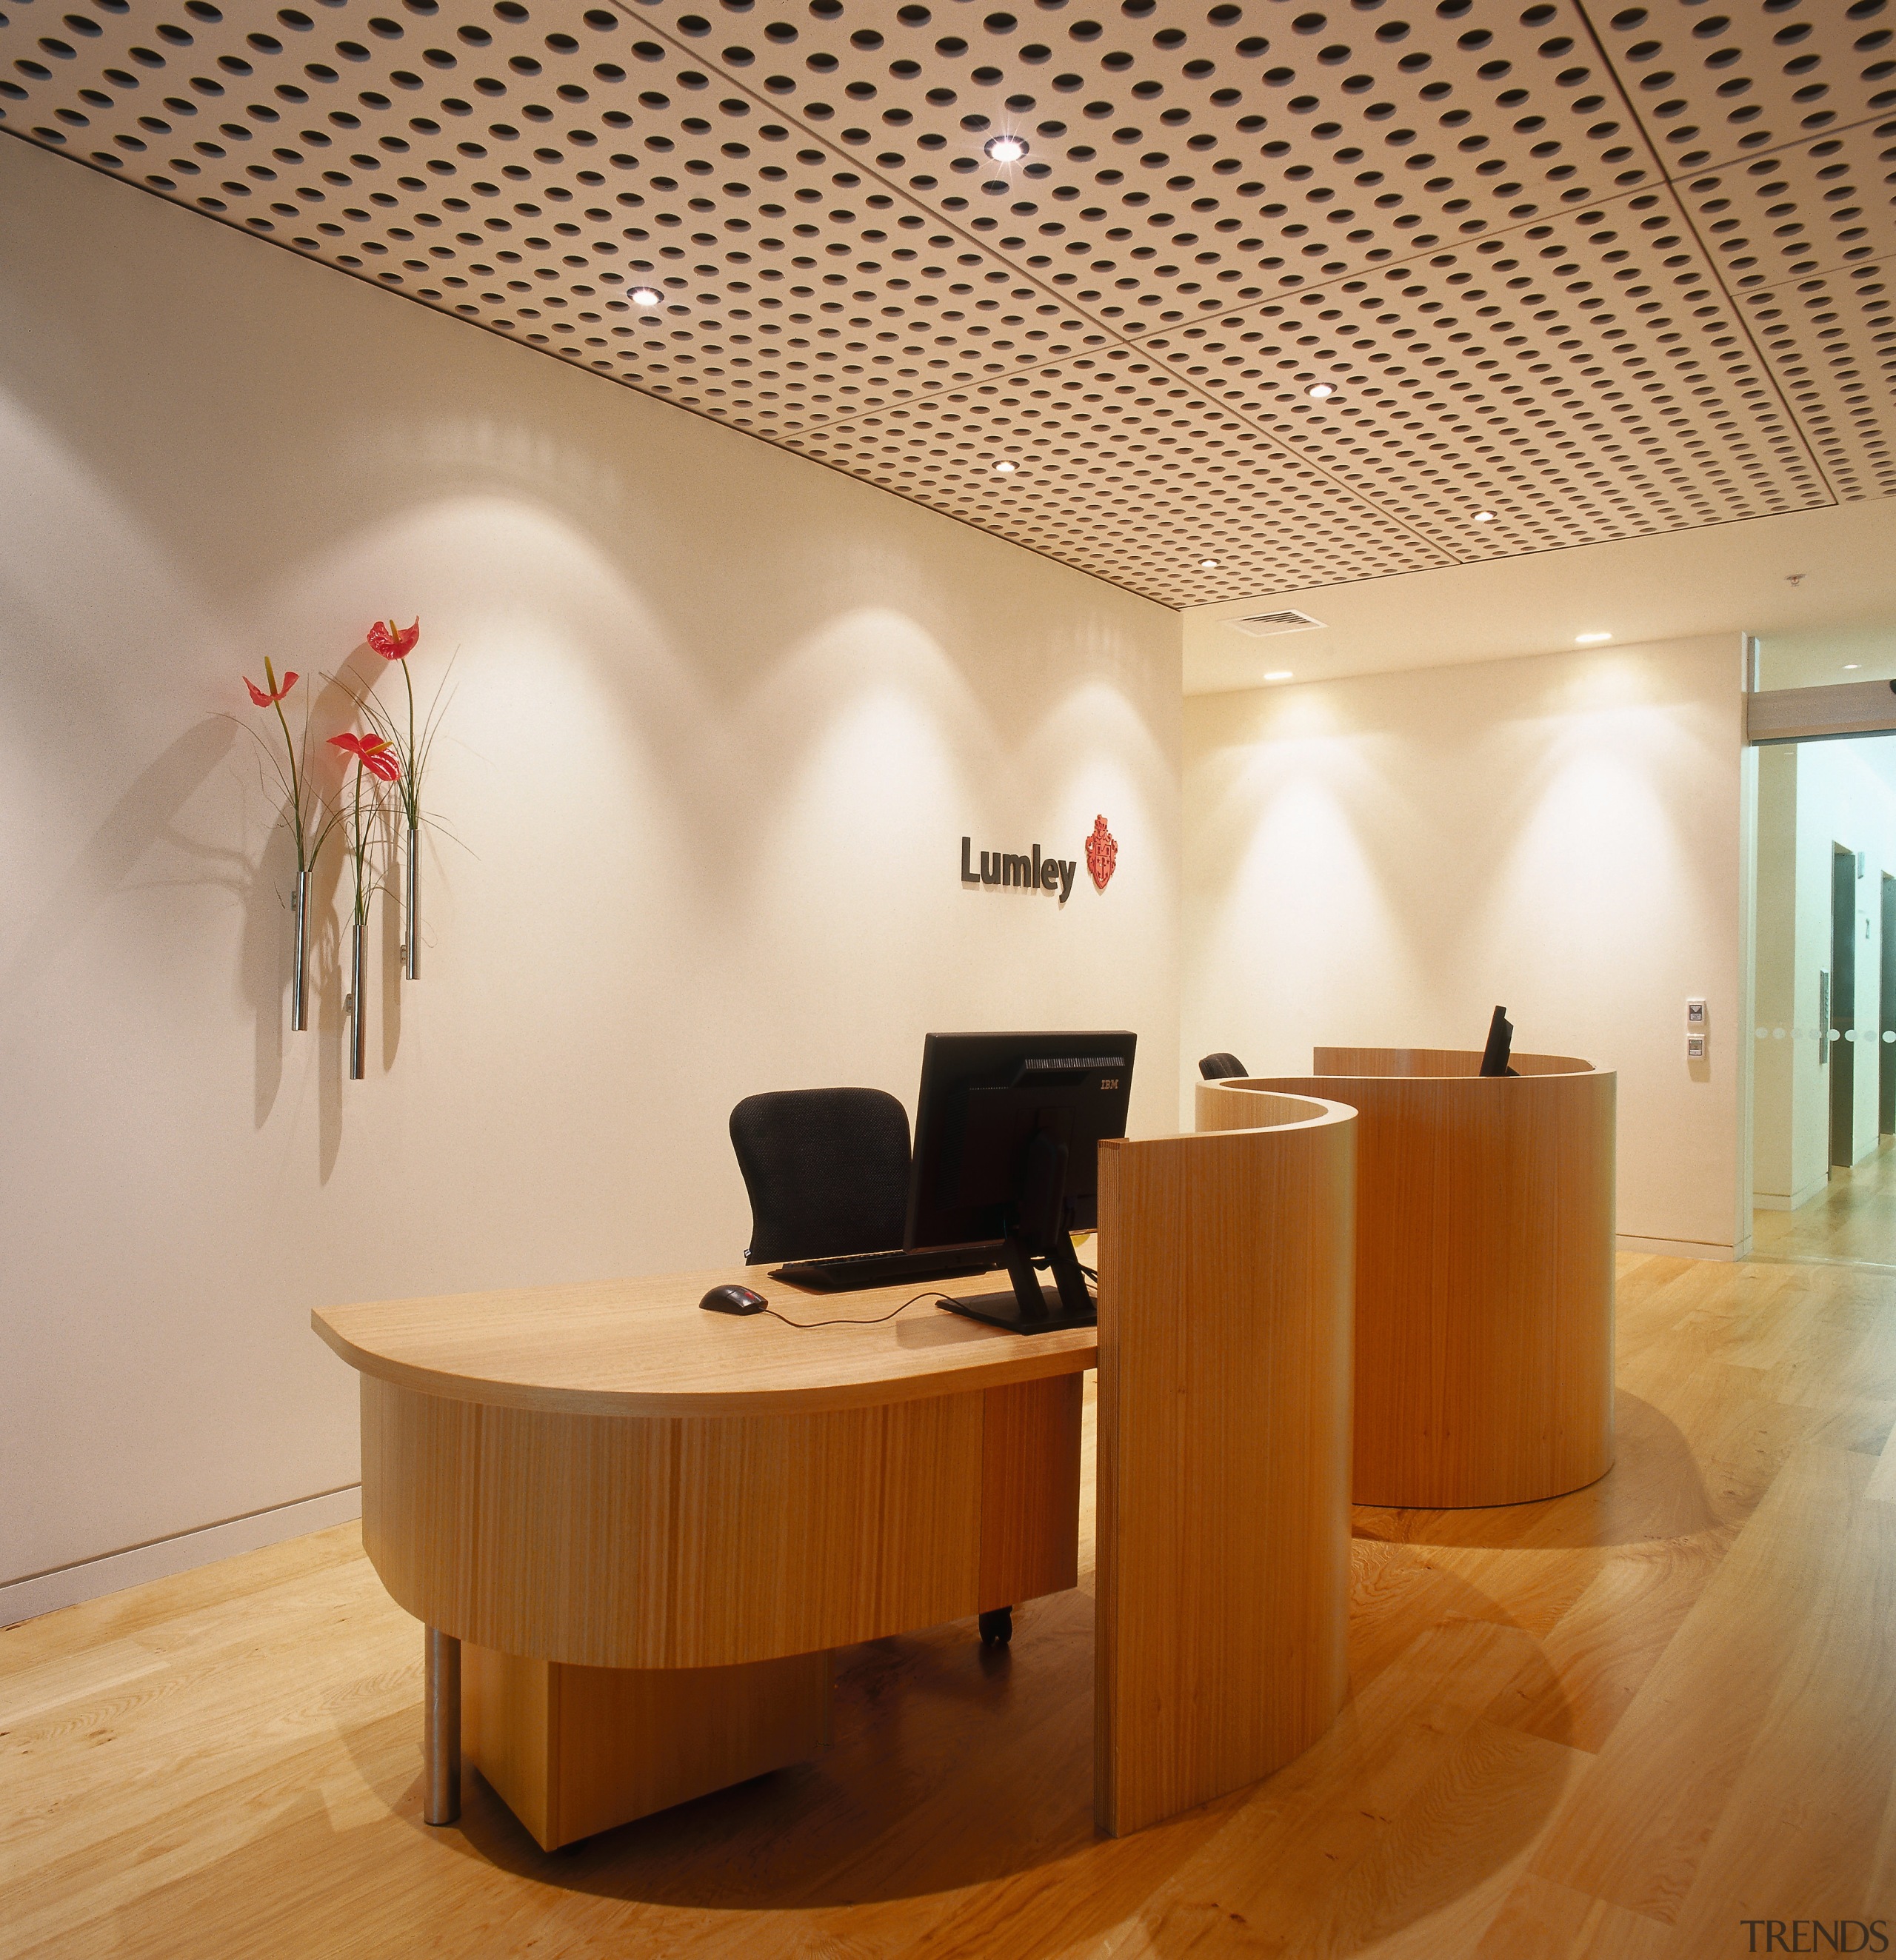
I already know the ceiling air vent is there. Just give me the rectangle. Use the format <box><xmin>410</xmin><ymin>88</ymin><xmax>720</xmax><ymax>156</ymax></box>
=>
<box><xmin>1229</xmin><ymin>610</ymin><xmax>1327</xmax><ymax>638</ymax></box>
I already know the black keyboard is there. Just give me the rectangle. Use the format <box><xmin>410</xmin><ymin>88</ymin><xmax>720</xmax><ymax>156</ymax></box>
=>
<box><xmin>769</xmin><ymin>1245</ymin><xmax>1002</xmax><ymax>1293</ymax></box>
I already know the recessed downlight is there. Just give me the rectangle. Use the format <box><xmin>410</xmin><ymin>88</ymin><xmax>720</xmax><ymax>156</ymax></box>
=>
<box><xmin>1845</xmin><ymin>663</ymin><xmax>1862</xmax><ymax>670</ymax></box>
<box><xmin>1200</xmin><ymin>558</ymin><xmax>1219</xmax><ymax>569</ymax></box>
<box><xmin>1472</xmin><ymin>510</ymin><xmax>1497</xmax><ymax>524</ymax></box>
<box><xmin>629</xmin><ymin>286</ymin><xmax>664</xmax><ymax>307</ymax></box>
<box><xmin>1575</xmin><ymin>632</ymin><xmax>1613</xmax><ymax>645</ymax></box>
<box><xmin>1306</xmin><ymin>383</ymin><xmax>1336</xmax><ymax>401</ymax></box>
<box><xmin>992</xmin><ymin>459</ymin><xmax>1018</xmax><ymax>475</ymax></box>
<box><xmin>984</xmin><ymin>134</ymin><xmax>1029</xmax><ymax>163</ymax></box>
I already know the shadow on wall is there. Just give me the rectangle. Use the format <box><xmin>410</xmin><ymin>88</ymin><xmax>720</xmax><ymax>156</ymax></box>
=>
<box><xmin>1</xmin><ymin>715</ymin><xmax>238</xmax><ymax>1002</ymax></box>
<box><xmin>0</xmin><ymin>623</ymin><xmax>414</xmax><ymax>1190</ymax></box>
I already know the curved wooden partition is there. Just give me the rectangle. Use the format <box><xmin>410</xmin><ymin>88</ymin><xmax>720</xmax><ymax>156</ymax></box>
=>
<box><xmin>1198</xmin><ymin>1052</ymin><xmax>1615</xmax><ymax>1510</ymax></box>
<box><xmin>1094</xmin><ymin>1094</ymin><xmax>1356</xmax><ymax>1837</ymax></box>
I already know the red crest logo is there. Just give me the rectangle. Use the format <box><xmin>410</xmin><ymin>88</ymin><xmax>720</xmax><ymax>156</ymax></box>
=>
<box><xmin>1085</xmin><ymin>815</ymin><xmax>1118</xmax><ymax>892</ymax></box>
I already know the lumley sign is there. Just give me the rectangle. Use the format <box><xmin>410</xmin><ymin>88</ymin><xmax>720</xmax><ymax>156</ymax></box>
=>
<box><xmin>961</xmin><ymin>817</ymin><xmax>1117</xmax><ymax>904</ymax></box>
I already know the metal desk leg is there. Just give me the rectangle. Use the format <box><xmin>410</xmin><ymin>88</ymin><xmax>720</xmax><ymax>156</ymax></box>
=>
<box><xmin>424</xmin><ymin>1627</ymin><xmax>461</xmax><ymax>1825</ymax></box>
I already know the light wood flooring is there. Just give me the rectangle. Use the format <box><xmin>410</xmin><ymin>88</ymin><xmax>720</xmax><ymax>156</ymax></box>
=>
<box><xmin>1753</xmin><ymin>1135</ymin><xmax>1896</xmax><ymax>1268</ymax></box>
<box><xmin>6</xmin><ymin>1251</ymin><xmax>1896</xmax><ymax>1959</ymax></box>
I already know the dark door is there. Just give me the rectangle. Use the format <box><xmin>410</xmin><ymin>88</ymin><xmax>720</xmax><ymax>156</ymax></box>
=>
<box><xmin>1832</xmin><ymin>845</ymin><xmax>1857</xmax><ymax>1169</ymax></box>
<box><xmin>1883</xmin><ymin>874</ymin><xmax>1896</xmax><ymax>1137</ymax></box>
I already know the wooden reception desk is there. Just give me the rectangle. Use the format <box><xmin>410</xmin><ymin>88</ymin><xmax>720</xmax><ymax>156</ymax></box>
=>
<box><xmin>1200</xmin><ymin>1049</ymin><xmax>1615</xmax><ymax>1510</ymax></box>
<box><xmin>313</xmin><ymin>1097</ymin><xmax>1357</xmax><ymax>1850</ymax></box>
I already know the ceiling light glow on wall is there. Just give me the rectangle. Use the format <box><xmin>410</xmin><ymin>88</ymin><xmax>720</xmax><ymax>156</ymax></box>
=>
<box><xmin>1306</xmin><ymin>384</ymin><xmax>1337</xmax><ymax>401</ymax></box>
<box><xmin>1575</xmin><ymin>632</ymin><xmax>1613</xmax><ymax>645</ymax></box>
<box><xmin>1264</xmin><ymin>671</ymin><xmax>1294</xmax><ymax>682</ymax></box>
<box><xmin>630</xmin><ymin>287</ymin><xmax>664</xmax><ymax>307</ymax></box>
<box><xmin>984</xmin><ymin>136</ymin><xmax>1029</xmax><ymax>164</ymax></box>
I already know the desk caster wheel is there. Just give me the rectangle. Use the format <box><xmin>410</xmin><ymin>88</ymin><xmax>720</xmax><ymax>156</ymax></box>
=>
<box><xmin>978</xmin><ymin>1606</ymin><xmax>1013</xmax><ymax>1646</ymax></box>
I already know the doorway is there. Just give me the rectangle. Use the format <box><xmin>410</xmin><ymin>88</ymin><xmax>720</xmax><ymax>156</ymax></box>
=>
<box><xmin>1882</xmin><ymin>872</ymin><xmax>1896</xmax><ymax>1138</ymax></box>
<box><xmin>1832</xmin><ymin>844</ymin><xmax>1857</xmax><ymax>1171</ymax></box>
<box><xmin>1748</xmin><ymin>732</ymin><xmax>1896</xmax><ymax>1268</ymax></box>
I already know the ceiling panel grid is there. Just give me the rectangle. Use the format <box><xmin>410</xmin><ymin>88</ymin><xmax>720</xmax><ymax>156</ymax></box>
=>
<box><xmin>1</xmin><ymin>0</ymin><xmax>1892</xmax><ymax>605</ymax></box>
<box><xmin>1138</xmin><ymin>189</ymin><xmax>1825</xmax><ymax>564</ymax></box>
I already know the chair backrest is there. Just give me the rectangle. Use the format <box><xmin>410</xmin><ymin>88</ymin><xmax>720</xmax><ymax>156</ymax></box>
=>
<box><xmin>728</xmin><ymin>1087</ymin><xmax>912</xmax><ymax>1265</ymax></box>
<box><xmin>1198</xmin><ymin>1051</ymin><xmax>1250</xmax><ymax>1082</ymax></box>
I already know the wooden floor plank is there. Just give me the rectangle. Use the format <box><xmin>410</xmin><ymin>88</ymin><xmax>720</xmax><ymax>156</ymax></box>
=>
<box><xmin>4</xmin><ymin>1249</ymin><xmax>1893</xmax><ymax>1957</ymax></box>
<box><xmin>1472</xmin><ymin>1873</ymin><xmax>1675</xmax><ymax>1960</ymax></box>
<box><xmin>1752</xmin><ymin>1137</ymin><xmax>1896</xmax><ymax>1268</ymax></box>
<box><xmin>1272</xmin><ymin>1719</ymin><xmax>1589</xmax><ymax>1960</ymax></box>
<box><xmin>1527</xmin><ymin>1445</ymin><xmax>1875</xmax><ymax>1924</ymax></box>
<box><xmin>1667</xmin><ymin>1462</ymin><xmax>1896</xmax><ymax>1947</ymax></box>
<box><xmin>1482</xmin><ymin>1532</ymin><xmax>1728</xmax><ymax>1754</ymax></box>
<box><xmin>1869</xmin><ymin>1413</ymin><xmax>1896</xmax><ymax>1505</ymax></box>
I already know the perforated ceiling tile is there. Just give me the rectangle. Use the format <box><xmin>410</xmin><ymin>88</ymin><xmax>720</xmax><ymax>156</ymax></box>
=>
<box><xmin>607</xmin><ymin>0</ymin><xmax>1678</xmax><ymax>325</ymax></box>
<box><xmin>1678</xmin><ymin>118</ymin><xmax>1896</xmax><ymax>295</ymax></box>
<box><xmin>2</xmin><ymin>0</ymin><xmax>1894</xmax><ymax>606</ymax></box>
<box><xmin>1143</xmin><ymin>184</ymin><xmax>1828</xmax><ymax>553</ymax></box>
<box><xmin>791</xmin><ymin>345</ymin><xmax>1447</xmax><ymax>600</ymax></box>
<box><xmin>622</xmin><ymin>0</ymin><xmax>1672</xmax><ymax>331</ymax></box>
<box><xmin>1596</xmin><ymin>0</ymin><xmax>1896</xmax><ymax>175</ymax></box>
<box><xmin>1740</xmin><ymin>264</ymin><xmax>1896</xmax><ymax>500</ymax></box>
<box><xmin>560</xmin><ymin>144</ymin><xmax>1102</xmax><ymax>431</ymax></box>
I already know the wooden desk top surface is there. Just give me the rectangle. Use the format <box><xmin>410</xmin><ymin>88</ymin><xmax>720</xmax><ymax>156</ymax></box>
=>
<box><xmin>312</xmin><ymin>1264</ymin><xmax>1097</xmax><ymax>1417</ymax></box>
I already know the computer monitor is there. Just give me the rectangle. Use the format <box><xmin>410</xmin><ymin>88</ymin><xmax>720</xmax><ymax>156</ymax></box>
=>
<box><xmin>1480</xmin><ymin>1005</ymin><xmax>1519</xmax><ymax>1078</ymax></box>
<box><xmin>905</xmin><ymin>1030</ymin><xmax>1137</xmax><ymax>1334</ymax></box>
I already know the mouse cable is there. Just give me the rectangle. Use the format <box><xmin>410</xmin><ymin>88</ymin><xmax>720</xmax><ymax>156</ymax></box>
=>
<box><xmin>762</xmin><ymin>1290</ymin><xmax>958</xmax><ymax>1331</ymax></box>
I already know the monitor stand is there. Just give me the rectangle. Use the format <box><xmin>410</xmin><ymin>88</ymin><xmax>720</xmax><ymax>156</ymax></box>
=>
<box><xmin>942</xmin><ymin>1227</ymin><xmax>1096</xmax><ymax>1334</ymax></box>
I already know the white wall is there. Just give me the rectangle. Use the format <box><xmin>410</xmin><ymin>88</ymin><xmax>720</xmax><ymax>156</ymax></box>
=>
<box><xmin>1183</xmin><ymin>635</ymin><xmax>1749</xmax><ymax>1257</ymax></box>
<box><xmin>0</xmin><ymin>139</ymin><xmax>1181</xmax><ymax>1602</ymax></box>
<box><xmin>1752</xmin><ymin>737</ymin><xmax>1896</xmax><ymax>1208</ymax></box>
<box><xmin>1756</xmin><ymin>622</ymin><xmax>1896</xmax><ymax>691</ymax></box>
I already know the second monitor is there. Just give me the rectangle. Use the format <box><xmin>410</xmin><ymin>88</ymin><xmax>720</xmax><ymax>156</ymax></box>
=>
<box><xmin>906</xmin><ymin>1030</ymin><xmax>1137</xmax><ymax>1334</ymax></box>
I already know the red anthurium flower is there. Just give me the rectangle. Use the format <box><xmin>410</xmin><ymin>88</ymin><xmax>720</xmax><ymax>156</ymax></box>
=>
<box><xmin>329</xmin><ymin>731</ymin><xmax>402</xmax><ymax>783</ymax></box>
<box><xmin>244</xmin><ymin>669</ymin><xmax>299</xmax><ymax>707</ymax></box>
<box><xmin>367</xmin><ymin>618</ymin><xmax>421</xmax><ymax>660</ymax></box>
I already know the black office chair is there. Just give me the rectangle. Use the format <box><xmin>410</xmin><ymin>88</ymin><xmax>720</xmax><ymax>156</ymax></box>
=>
<box><xmin>1198</xmin><ymin>1051</ymin><xmax>1250</xmax><ymax>1081</ymax></box>
<box><xmin>727</xmin><ymin>1087</ymin><xmax>912</xmax><ymax>1265</ymax></box>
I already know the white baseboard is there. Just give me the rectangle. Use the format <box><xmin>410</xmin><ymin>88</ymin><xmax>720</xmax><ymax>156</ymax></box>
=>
<box><xmin>1754</xmin><ymin>1174</ymin><xmax>1830</xmax><ymax>1212</ymax></box>
<box><xmin>1617</xmin><ymin>1234</ymin><xmax>1738</xmax><ymax>1262</ymax></box>
<box><xmin>0</xmin><ymin>1486</ymin><xmax>361</xmax><ymax>1627</ymax></box>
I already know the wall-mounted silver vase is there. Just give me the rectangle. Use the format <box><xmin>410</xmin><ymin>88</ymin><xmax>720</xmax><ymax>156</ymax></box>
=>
<box><xmin>404</xmin><ymin>818</ymin><xmax>420</xmax><ymax>981</ymax></box>
<box><xmin>347</xmin><ymin>905</ymin><xmax>367</xmax><ymax>1080</ymax></box>
<box><xmin>291</xmin><ymin>868</ymin><xmax>311</xmax><ymax>1033</ymax></box>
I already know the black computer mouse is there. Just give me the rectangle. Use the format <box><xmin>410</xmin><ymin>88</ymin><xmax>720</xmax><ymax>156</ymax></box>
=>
<box><xmin>700</xmin><ymin>1284</ymin><xmax>769</xmax><ymax>1316</ymax></box>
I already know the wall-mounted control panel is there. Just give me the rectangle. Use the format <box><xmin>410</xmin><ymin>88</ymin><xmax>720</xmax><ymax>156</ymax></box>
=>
<box><xmin>1686</xmin><ymin>998</ymin><xmax>1708</xmax><ymax>1062</ymax></box>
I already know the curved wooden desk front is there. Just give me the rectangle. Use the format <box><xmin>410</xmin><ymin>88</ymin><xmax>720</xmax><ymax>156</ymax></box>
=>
<box><xmin>315</xmin><ymin>1269</ymin><xmax>1092</xmax><ymax>1848</ymax></box>
<box><xmin>313</xmin><ymin>1101</ymin><xmax>1358</xmax><ymax>1847</ymax></box>
<box><xmin>1199</xmin><ymin>1050</ymin><xmax>1615</xmax><ymax>1509</ymax></box>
